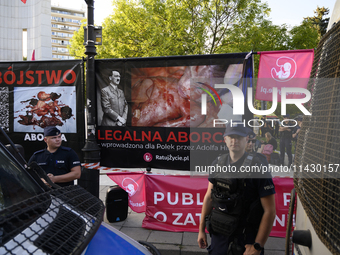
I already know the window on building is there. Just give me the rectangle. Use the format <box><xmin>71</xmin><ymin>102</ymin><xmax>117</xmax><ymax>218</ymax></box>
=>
<box><xmin>22</xmin><ymin>29</ymin><xmax>27</xmax><ymax>60</ymax></box>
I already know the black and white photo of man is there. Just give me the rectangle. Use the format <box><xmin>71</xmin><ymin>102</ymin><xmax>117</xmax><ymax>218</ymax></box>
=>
<box><xmin>101</xmin><ymin>71</ymin><xmax>128</xmax><ymax>126</ymax></box>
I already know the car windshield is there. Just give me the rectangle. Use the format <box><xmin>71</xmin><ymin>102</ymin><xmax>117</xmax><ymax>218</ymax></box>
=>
<box><xmin>0</xmin><ymin>145</ymin><xmax>43</xmax><ymax>211</ymax></box>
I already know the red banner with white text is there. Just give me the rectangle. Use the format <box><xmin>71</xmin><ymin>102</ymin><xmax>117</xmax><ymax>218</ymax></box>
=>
<box><xmin>255</xmin><ymin>49</ymin><xmax>314</xmax><ymax>102</ymax></box>
<box><xmin>270</xmin><ymin>178</ymin><xmax>295</xmax><ymax>237</ymax></box>
<box><xmin>107</xmin><ymin>172</ymin><xmax>294</xmax><ymax>237</ymax></box>
<box><xmin>143</xmin><ymin>175</ymin><xmax>208</xmax><ymax>232</ymax></box>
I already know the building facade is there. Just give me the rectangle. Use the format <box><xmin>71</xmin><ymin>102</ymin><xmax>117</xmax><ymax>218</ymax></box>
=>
<box><xmin>0</xmin><ymin>0</ymin><xmax>85</xmax><ymax>61</ymax></box>
<box><xmin>0</xmin><ymin>0</ymin><xmax>51</xmax><ymax>61</ymax></box>
<box><xmin>51</xmin><ymin>5</ymin><xmax>85</xmax><ymax>60</ymax></box>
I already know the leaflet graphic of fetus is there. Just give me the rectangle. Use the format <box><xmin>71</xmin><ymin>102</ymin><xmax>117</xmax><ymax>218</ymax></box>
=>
<box><xmin>271</xmin><ymin>57</ymin><xmax>297</xmax><ymax>82</ymax></box>
<box><xmin>122</xmin><ymin>177</ymin><xmax>139</xmax><ymax>196</ymax></box>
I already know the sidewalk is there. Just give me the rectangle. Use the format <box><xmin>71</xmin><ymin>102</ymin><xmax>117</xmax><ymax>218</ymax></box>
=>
<box><xmin>99</xmin><ymin>183</ymin><xmax>286</xmax><ymax>255</ymax></box>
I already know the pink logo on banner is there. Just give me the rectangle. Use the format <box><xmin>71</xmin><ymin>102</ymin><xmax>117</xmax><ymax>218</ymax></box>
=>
<box><xmin>122</xmin><ymin>177</ymin><xmax>139</xmax><ymax>196</ymax></box>
<box><xmin>143</xmin><ymin>153</ymin><xmax>153</xmax><ymax>162</ymax></box>
<box><xmin>255</xmin><ymin>49</ymin><xmax>314</xmax><ymax>102</ymax></box>
<box><xmin>271</xmin><ymin>57</ymin><xmax>297</xmax><ymax>82</ymax></box>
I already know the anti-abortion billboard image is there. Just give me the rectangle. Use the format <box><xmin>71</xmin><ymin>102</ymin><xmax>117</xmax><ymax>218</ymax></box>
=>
<box><xmin>0</xmin><ymin>60</ymin><xmax>85</xmax><ymax>161</ymax></box>
<box><xmin>96</xmin><ymin>54</ymin><xmax>253</xmax><ymax>170</ymax></box>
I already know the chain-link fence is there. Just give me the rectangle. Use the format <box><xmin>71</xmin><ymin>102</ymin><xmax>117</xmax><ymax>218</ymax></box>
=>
<box><xmin>294</xmin><ymin>20</ymin><xmax>340</xmax><ymax>254</ymax></box>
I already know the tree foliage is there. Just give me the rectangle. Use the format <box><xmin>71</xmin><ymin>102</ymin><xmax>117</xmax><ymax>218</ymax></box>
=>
<box><xmin>68</xmin><ymin>20</ymin><xmax>87</xmax><ymax>59</ymax></box>
<box><xmin>98</xmin><ymin>0</ymin><xmax>206</xmax><ymax>58</ymax></box>
<box><xmin>223</xmin><ymin>19</ymin><xmax>290</xmax><ymax>53</ymax></box>
<box><xmin>69</xmin><ymin>2</ymin><xmax>330</xmax><ymax>60</ymax></box>
<box><xmin>288</xmin><ymin>20</ymin><xmax>320</xmax><ymax>50</ymax></box>
<box><xmin>305</xmin><ymin>6</ymin><xmax>330</xmax><ymax>37</ymax></box>
<box><xmin>71</xmin><ymin>0</ymin><xmax>274</xmax><ymax>59</ymax></box>
<box><xmin>288</xmin><ymin>7</ymin><xmax>330</xmax><ymax>50</ymax></box>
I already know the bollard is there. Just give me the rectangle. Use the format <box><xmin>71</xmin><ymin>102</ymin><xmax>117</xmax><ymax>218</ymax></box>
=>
<box><xmin>78</xmin><ymin>166</ymin><xmax>99</xmax><ymax>198</ymax></box>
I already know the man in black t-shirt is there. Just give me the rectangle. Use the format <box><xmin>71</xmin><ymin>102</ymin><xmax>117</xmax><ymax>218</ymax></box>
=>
<box><xmin>28</xmin><ymin>126</ymin><xmax>81</xmax><ymax>187</ymax></box>
<box><xmin>198</xmin><ymin>124</ymin><xmax>276</xmax><ymax>255</ymax></box>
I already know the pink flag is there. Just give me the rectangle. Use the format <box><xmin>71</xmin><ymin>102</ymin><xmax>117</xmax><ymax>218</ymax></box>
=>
<box><xmin>107</xmin><ymin>172</ymin><xmax>146</xmax><ymax>213</ymax></box>
<box><xmin>31</xmin><ymin>50</ymin><xmax>35</xmax><ymax>60</ymax></box>
<box><xmin>21</xmin><ymin>0</ymin><xmax>27</xmax><ymax>4</ymax></box>
<box><xmin>255</xmin><ymin>49</ymin><xmax>314</xmax><ymax>102</ymax></box>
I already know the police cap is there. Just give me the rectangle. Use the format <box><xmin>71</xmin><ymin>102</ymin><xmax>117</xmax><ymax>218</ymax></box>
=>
<box><xmin>44</xmin><ymin>126</ymin><xmax>61</xmax><ymax>137</ymax></box>
<box><xmin>223</xmin><ymin>124</ymin><xmax>250</xmax><ymax>137</ymax></box>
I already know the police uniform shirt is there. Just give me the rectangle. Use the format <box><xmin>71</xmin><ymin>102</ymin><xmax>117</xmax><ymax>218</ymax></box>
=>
<box><xmin>293</xmin><ymin>125</ymin><xmax>301</xmax><ymax>140</ymax></box>
<box><xmin>28</xmin><ymin>146</ymin><xmax>81</xmax><ymax>187</ymax></box>
<box><xmin>209</xmin><ymin>152</ymin><xmax>275</xmax><ymax>201</ymax></box>
<box><xmin>280</xmin><ymin>126</ymin><xmax>293</xmax><ymax>139</ymax></box>
<box><xmin>209</xmin><ymin>152</ymin><xmax>276</xmax><ymax>243</ymax></box>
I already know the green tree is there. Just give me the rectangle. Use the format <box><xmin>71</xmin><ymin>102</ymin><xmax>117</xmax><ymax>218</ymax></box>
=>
<box><xmin>305</xmin><ymin>6</ymin><xmax>330</xmax><ymax>37</ymax></box>
<box><xmin>289</xmin><ymin>20</ymin><xmax>320</xmax><ymax>50</ymax></box>
<box><xmin>70</xmin><ymin>0</ymin><xmax>273</xmax><ymax>59</ymax></box>
<box><xmin>96</xmin><ymin>0</ymin><xmax>208</xmax><ymax>58</ymax></box>
<box><xmin>289</xmin><ymin>6</ymin><xmax>329</xmax><ymax>50</ymax></box>
<box><xmin>69</xmin><ymin>3</ymin><xmax>329</xmax><ymax>61</ymax></box>
<box><xmin>197</xmin><ymin>0</ymin><xmax>271</xmax><ymax>54</ymax></box>
<box><xmin>217</xmin><ymin>13</ymin><xmax>290</xmax><ymax>54</ymax></box>
<box><xmin>68</xmin><ymin>20</ymin><xmax>87</xmax><ymax>59</ymax></box>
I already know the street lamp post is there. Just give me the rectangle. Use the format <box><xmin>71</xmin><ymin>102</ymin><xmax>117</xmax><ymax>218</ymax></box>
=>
<box><xmin>80</xmin><ymin>0</ymin><xmax>101</xmax><ymax>197</ymax></box>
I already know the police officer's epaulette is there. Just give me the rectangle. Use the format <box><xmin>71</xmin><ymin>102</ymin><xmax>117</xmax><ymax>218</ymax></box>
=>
<box><xmin>216</xmin><ymin>153</ymin><xmax>229</xmax><ymax>165</ymax></box>
<box><xmin>60</xmin><ymin>146</ymin><xmax>72</xmax><ymax>151</ymax></box>
<box><xmin>33</xmin><ymin>149</ymin><xmax>45</xmax><ymax>155</ymax></box>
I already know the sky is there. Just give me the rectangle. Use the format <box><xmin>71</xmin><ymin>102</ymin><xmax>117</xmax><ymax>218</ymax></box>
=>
<box><xmin>52</xmin><ymin>0</ymin><xmax>337</xmax><ymax>27</ymax></box>
<box><xmin>265</xmin><ymin>0</ymin><xmax>336</xmax><ymax>27</ymax></box>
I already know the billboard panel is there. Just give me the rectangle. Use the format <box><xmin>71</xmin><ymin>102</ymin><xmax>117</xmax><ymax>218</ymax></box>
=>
<box><xmin>0</xmin><ymin>60</ymin><xmax>85</xmax><ymax>161</ymax></box>
<box><xmin>96</xmin><ymin>54</ymin><xmax>253</xmax><ymax>170</ymax></box>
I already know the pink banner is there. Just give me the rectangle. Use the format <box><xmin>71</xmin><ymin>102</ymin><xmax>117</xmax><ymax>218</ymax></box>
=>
<box><xmin>142</xmin><ymin>175</ymin><xmax>208</xmax><ymax>232</ymax></box>
<box><xmin>255</xmin><ymin>49</ymin><xmax>314</xmax><ymax>102</ymax></box>
<box><xmin>271</xmin><ymin>178</ymin><xmax>295</xmax><ymax>237</ymax></box>
<box><xmin>107</xmin><ymin>173</ymin><xmax>294</xmax><ymax>237</ymax></box>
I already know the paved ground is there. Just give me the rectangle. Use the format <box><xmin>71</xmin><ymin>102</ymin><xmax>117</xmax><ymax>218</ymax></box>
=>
<box><xmin>99</xmin><ymin>183</ymin><xmax>287</xmax><ymax>255</ymax></box>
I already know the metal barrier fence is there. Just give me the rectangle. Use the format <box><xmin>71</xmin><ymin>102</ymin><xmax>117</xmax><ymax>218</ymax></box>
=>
<box><xmin>1</xmin><ymin>185</ymin><xmax>104</xmax><ymax>255</ymax></box>
<box><xmin>294</xmin><ymin>20</ymin><xmax>340</xmax><ymax>254</ymax></box>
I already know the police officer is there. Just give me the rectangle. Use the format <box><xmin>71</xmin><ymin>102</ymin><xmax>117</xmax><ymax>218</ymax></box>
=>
<box><xmin>198</xmin><ymin>124</ymin><xmax>276</xmax><ymax>255</ymax></box>
<box><xmin>28</xmin><ymin>126</ymin><xmax>81</xmax><ymax>187</ymax></box>
<box><xmin>292</xmin><ymin>117</ymin><xmax>302</xmax><ymax>143</ymax></box>
<box><xmin>279</xmin><ymin>115</ymin><xmax>293</xmax><ymax>167</ymax></box>
<box><xmin>246</xmin><ymin>130</ymin><xmax>256</xmax><ymax>153</ymax></box>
